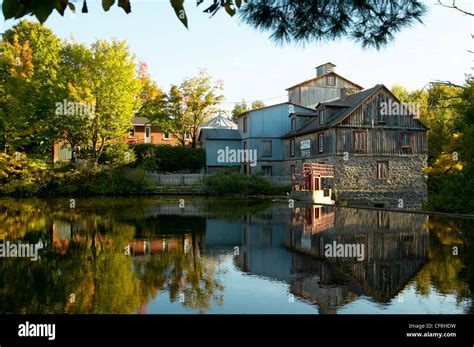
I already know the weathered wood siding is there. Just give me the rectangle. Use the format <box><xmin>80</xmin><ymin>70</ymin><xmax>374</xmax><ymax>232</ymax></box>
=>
<box><xmin>288</xmin><ymin>72</ymin><xmax>362</xmax><ymax>109</ymax></box>
<box><xmin>285</xmin><ymin>88</ymin><xmax>428</xmax><ymax>158</ymax></box>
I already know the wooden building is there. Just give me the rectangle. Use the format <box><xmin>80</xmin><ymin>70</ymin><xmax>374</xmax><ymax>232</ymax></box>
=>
<box><xmin>283</xmin><ymin>84</ymin><xmax>428</xmax><ymax>209</ymax></box>
<box><xmin>287</xmin><ymin>62</ymin><xmax>363</xmax><ymax>109</ymax></box>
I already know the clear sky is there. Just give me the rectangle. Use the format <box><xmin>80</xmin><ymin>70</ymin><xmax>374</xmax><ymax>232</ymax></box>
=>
<box><xmin>1</xmin><ymin>0</ymin><xmax>472</xmax><ymax>111</ymax></box>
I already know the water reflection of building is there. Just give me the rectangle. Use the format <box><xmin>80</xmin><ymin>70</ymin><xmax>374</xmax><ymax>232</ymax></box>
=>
<box><xmin>235</xmin><ymin>205</ymin><xmax>430</xmax><ymax>312</ymax></box>
<box><xmin>288</xmin><ymin>207</ymin><xmax>429</xmax><ymax>303</ymax></box>
<box><xmin>52</xmin><ymin>220</ymin><xmax>103</xmax><ymax>255</ymax></box>
<box><xmin>235</xmin><ymin>205</ymin><xmax>295</xmax><ymax>282</ymax></box>
<box><xmin>128</xmin><ymin>234</ymin><xmax>193</xmax><ymax>256</ymax></box>
<box><xmin>51</xmin><ymin>202</ymin><xmax>431</xmax><ymax>313</ymax></box>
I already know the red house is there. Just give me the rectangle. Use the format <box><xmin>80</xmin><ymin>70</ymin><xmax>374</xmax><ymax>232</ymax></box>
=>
<box><xmin>126</xmin><ymin>116</ymin><xmax>191</xmax><ymax>146</ymax></box>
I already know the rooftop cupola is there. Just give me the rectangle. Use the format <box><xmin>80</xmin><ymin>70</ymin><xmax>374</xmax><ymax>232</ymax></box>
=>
<box><xmin>315</xmin><ymin>62</ymin><xmax>336</xmax><ymax>77</ymax></box>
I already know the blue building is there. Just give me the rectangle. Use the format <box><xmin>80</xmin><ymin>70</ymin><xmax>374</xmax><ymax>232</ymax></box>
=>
<box><xmin>237</xmin><ymin>102</ymin><xmax>315</xmax><ymax>175</ymax></box>
<box><xmin>198</xmin><ymin>128</ymin><xmax>241</xmax><ymax>173</ymax></box>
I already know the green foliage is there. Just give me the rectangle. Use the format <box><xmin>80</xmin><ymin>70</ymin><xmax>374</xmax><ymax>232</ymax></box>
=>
<box><xmin>132</xmin><ymin>144</ymin><xmax>205</xmax><ymax>173</ymax></box>
<box><xmin>99</xmin><ymin>141</ymin><xmax>136</xmax><ymax>168</ymax></box>
<box><xmin>202</xmin><ymin>169</ymin><xmax>279</xmax><ymax>196</ymax></box>
<box><xmin>40</xmin><ymin>167</ymin><xmax>155</xmax><ymax>196</ymax></box>
<box><xmin>0</xmin><ymin>151</ymin><xmax>154</xmax><ymax>196</ymax></box>
<box><xmin>161</xmin><ymin>70</ymin><xmax>225</xmax><ymax>147</ymax></box>
<box><xmin>0</xmin><ymin>152</ymin><xmax>48</xmax><ymax>195</ymax></box>
<box><xmin>231</xmin><ymin>100</ymin><xmax>248</xmax><ymax>123</ymax></box>
<box><xmin>0</xmin><ymin>20</ymin><xmax>62</xmax><ymax>158</ymax></box>
<box><xmin>231</xmin><ymin>99</ymin><xmax>265</xmax><ymax>122</ymax></box>
<box><xmin>391</xmin><ymin>83</ymin><xmax>462</xmax><ymax>165</ymax></box>
<box><xmin>59</xmin><ymin>38</ymin><xmax>141</xmax><ymax>166</ymax></box>
<box><xmin>251</xmin><ymin>100</ymin><xmax>265</xmax><ymax>110</ymax></box>
<box><xmin>421</xmin><ymin>78</ymin><xmax>474</xmax><ymax>214</ymax></box>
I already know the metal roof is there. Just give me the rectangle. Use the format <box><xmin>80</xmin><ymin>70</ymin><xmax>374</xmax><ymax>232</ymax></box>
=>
<box><xmin>198</xmin><ymin>128</ymin><xmax>241</xmax><ymax>141</ymax></box>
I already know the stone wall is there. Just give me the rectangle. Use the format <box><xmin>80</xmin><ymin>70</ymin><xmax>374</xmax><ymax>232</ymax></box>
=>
<box><xmin>284</xmin><ymin>154</ymin><xmax>428</xmax><ymax>210</ymax></box>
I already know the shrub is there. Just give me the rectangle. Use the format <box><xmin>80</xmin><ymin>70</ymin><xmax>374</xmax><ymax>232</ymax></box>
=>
<box><xmin>100</xmin><ymin>142</ymin><xmax>136</xmax><ymax>168</ymax></box>
<box><xmin>202</xmin><ymin>169</ymin><xmax>278</xmax><ymax>196</ymax></box>
<box><xmin>40</xmin><ymin>167</ymin><xmax>155</xmax><ymax>196</ymax></box>
<box><xmin>0</xmin><ymin>153</ymin><xmax>48</xmax><ymax>195</ymax></box>
<box><xmin>132</xmin><ymin>144</ymin><xmax>205</xmax><ymax>172</ymax></box>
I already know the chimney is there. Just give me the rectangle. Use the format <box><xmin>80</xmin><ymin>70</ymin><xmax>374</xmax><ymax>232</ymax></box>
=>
<box><xmin>315</xmin><ymin>62</ymin><xmax>336</xmax><ymax>77</ymax></box>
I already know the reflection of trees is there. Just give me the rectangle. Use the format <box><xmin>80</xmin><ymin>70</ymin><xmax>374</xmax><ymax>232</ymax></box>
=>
<box><xmin>413</xmin><ymin>218</ymin><xmax>473</xmax><ymax>310</ymax></box>
<box><xmin>133</xmin><ymin>237</ymin><xmax>224</xmax><ymax>314</ymax></box>
<box><xmin>0</xmin><ymin>199</ymin><xmax>224</xmax><ymax>314</ymax></box>
<box><xmin>0</xmin><ymin>198</ymin><xmax>49</xmax><ymax>239</ymax></box>
<box><xmin>0</xmin><ymin>215</ymin><xmax>141</xmax><ymax>314</ymax></box>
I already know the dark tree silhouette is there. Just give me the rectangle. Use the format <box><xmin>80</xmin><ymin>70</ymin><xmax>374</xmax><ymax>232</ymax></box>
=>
<box><xmin>2</xmin><ymin>0</ymin><xmax>426</xmax><ymax>49</ymax></box>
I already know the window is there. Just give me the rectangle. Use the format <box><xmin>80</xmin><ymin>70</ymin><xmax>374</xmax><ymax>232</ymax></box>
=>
<box><xmin>318</xmin><ymin>134</ymin><xmax>324</xmax><ymax>153</ymax></box>
<box><xmin>326</xmin><ymin>75</ymin><xmax>335</xmax><ymax>86</ymax></box>
<box><xmin>243</xmin><ymin>117</ymin><xmax>247</xmax><ymax>133</ymax></box>
<box><xmin>300</xmin><ymin>139</ymin><xmax>311</xmax><ymax>157</ymax></box>
<box><xmin>291</xmin><ymin>118</ymin><xmax>296</xmax><ymax>132</ymax></box>
<box><xmin>163</xmin><ymin>132</ymin><xmax>169</xmax><ymax>140</ymax></box>
<box><xmin>378</xmin><ymin>107</ymin><xmax>386</xmax><ymax>124</ymax></box>
<box><xmin>262</xmin><ymin>166</ymin><xmax>272</xmax><ymax>176</ymax></box>
<box><xmin>145</xmin><ymin>126</ymin><xmax>151</xmax><ymax>137</ymax></box>
<box><xmin>353</xmin><ymin>130</ymin><xmax>366</xmax><ymax>153</ymax></box>
<box><xmin>261</xmin><ymin>140</ymin><xmax>272</xmax><ymax>157</ymax></box>
<box><xmin>290</xmin><ymin>139</ymin><xmax>295</xmax><ymax>157</ymax></box>
<box><xmin>319</xmin><ymin>110</ymin><xmax>325</xmax><ymax>125</ymax></box>
<box><xmin>243</xmin><ymin>141</ymin><xmax>247</xmax><ymax>162</ymax></box>
<box><xmin>184</xmin><ymin>131</ymin><xmax>191</xmax><ymax>140</ymax></box>
<box><xmin>128</xmin><ymin>127</ymin><xmax>135</xmax><ymax>137</ymax></box>
<box><xmin>400</xmin><ymin>132</ymin><xmax>412</xmax><ymax>147</ymax></box>
<box><xmin>377</xmin><ymin>161</ymin><xmax>389</xmax><ymax>179</ymax></box>
<box><xmin>400</xmin><ymin>132</ymin><xmax>413</xmax><ymax>154</ymax></box>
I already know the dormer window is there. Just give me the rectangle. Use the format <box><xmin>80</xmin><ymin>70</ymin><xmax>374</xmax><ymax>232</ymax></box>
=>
<box><xmin>291</xmin><ymin>118</ymin><xmax>296</xmax><ymax>132</ymax></box>
<box><xmin>319</xmin><ymin>110</ymin><xmax>325</xmax><ymax>125</ymax></box>
<box><xmin>326</xmin><ymin>75</ymin><xmax>335</xmax><ymax>86</ymax></box>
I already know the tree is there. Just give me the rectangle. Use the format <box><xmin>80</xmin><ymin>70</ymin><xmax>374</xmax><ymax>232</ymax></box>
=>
<box><xmin>60</xmin><ymin>39</ymin><xmax>141</xmax><ymax>167</ymax></box>
<box><xmin>135</xmin><ymin>61</ymin><xmax>167</xmax><ymax>130</ymax></box>
<box><xmin>230</xmin><ymin>99</ymin><xmax>265</xmax><ymax>123</ymax></box>
<box><xmin>162</xmin><ymin>85</ymin><xmax>189</xmax><ymax>146</ymax></box>
<box><xmin>0</xmin><ymin>20</ymin><xmax>62</xmax><ymax>158</ymax></box>
<box><xmin>251</xmin><ymin>100</ymin><xmax>265</xmax><ymax>110</ymax></box>
<box><xmin>158</xmin><ymin>70</ymin><xmax>224</xmax><ymax>147</ymax></box>
<box><xmin>420</xmin><ymin>78</ymin><xmax>474</xmax><ymax>213</ymax></box>
<box><xmin>231</xmin><ymin>100</ymin><xmax>248</xmax><ymax>123</ymax></box>
<box><xmin>437</xmin><ymin>0</ymin><xmax>473</xmax><ymax>16</ymax></box>
<box><xmin>2</xmin><ymin>1</ymin><xmax>427</xmax><ymax>49</ymax></box>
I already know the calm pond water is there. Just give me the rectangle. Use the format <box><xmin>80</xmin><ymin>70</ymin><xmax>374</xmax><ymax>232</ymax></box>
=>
<box><xmin>0</xmin><ymin>197</ymin><xmax>472</xmax><ymax>314</ymax></box>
